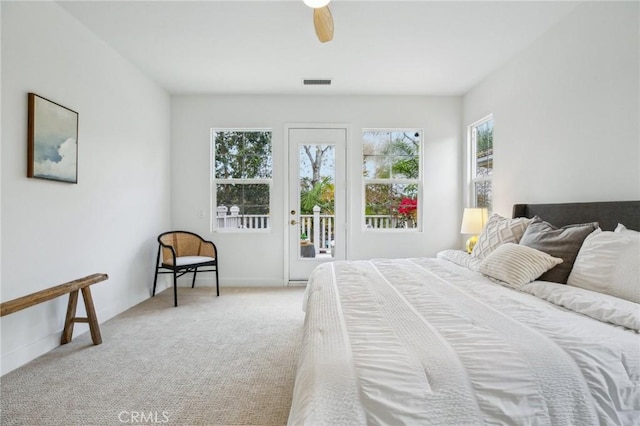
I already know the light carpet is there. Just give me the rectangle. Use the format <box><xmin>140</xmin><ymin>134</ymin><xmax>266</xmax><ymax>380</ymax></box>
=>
<box><xmin>1</xmin><ymin>286</ymin><xmax>306</xmax><ymax>426</ymax></box>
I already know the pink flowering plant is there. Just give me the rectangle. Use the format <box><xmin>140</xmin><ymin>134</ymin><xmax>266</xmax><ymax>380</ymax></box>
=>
<box><xmin>397</xmin><ymin>197</ymin><xmax>417</xmax><ymax>227</ymax></box>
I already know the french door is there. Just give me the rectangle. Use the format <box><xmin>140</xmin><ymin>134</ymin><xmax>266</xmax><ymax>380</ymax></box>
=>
<box><xmin>287</xmin><ymin>127</ymin><xmax>346</xmax><ymax>283</ymax></box>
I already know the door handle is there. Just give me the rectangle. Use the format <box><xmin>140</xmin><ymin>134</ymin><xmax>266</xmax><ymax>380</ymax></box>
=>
<box><xmin>290</xmin><ymin>220</ymin><xmax>299</xmax><ymax>225</ymax></box>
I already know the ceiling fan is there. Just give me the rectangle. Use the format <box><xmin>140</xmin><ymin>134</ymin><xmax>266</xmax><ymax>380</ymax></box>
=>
<box><xmin>303</xmin><ymin>0</ymin><xmax>334</xmax><ymax>43</ymax></box>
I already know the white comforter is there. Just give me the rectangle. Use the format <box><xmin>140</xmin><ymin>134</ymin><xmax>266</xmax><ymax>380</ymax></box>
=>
<box><xmin>288</xmin><ymin>258</ymin><xmax>640</xmax><ymax>425</ymax></box>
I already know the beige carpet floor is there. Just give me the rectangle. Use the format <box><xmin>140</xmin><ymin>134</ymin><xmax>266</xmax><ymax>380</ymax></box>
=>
<box><xmin>1</xmin><ymin>286</ymin><xmax>306</xmax><ymax>426</ymax></box>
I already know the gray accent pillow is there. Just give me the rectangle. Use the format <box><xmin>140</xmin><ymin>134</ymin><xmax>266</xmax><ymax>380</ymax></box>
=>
<box><xmin>518</xmin><ymin>217</ymin><xmax>598</xmax><ymax>284</ymax></box>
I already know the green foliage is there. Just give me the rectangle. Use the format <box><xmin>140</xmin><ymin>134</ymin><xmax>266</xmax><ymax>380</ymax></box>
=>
<box><xmin>214</xmin><ymin>131</ymin><xmax>272</xmax><ymax>213</ymax></box>
<box><xmin>216</xmin><ymin>184</ymin><xmax>269</xmax><ymax>214</ymax></box>
<box><xmin>474</xmin><ymin>120</ymin><xmax>494</xmax><ymax>212</ymax></box>
<box><xmin>214</xmin><ymin>131</ymin><xmax>272</xmax><ymax>179</ymax></box>
<box><xmin>363</xmin><ymin>131</ymin><xmax>419</xmax><ymax>180</ymax></box>
<box><xmin>299</xmin><ymin>145</ymin><xmax>335</xmax><ymax>215</ymax></box>
<box><xmin>364</xmin><ymin>183</ymin><xmax>418</xmax><ymax>215</ymax></box>
<box><xmin>300</xmin><ymin>177</ymin><xmax>334</xmax><ymax>214</ymax></box>
<box><xmin>386</xmin><ymin>134</ymin><xmax>419</xmax><ymax>179</ymax></box>
<box><xmin>363</xmin><ymin>131</ymin><xmax>420</xmax><ymax>219</ymax></box>
<box><xmin>476</xmin><ymin>122</ymin><xmax>493</xmax><ymax>157</ymax></box>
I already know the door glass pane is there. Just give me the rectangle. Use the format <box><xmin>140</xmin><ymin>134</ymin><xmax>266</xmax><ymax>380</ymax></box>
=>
<box><xmin>299</xmin><ymin>144</ymin><xmax>335</xmax><ymax>259</ymax></box>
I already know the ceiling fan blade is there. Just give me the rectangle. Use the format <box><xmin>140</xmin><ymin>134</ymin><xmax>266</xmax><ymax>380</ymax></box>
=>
<box><xmin>313</xmin><ymin>5</ymin><xmax>334</xmax><ymax>43</ymax></box>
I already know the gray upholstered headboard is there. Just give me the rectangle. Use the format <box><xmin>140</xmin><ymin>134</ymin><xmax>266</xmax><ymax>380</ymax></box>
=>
<box><xmin>512</xmin><ymin>201</ymin><xmax>639</xmax><ymax>231</ymax></box>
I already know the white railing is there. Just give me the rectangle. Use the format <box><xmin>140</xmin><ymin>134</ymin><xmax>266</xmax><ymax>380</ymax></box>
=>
<box><xmin>365</xmin><ymin>215</ymin><xmax>394</xmax><ymax>229</ymax></box>
<box><xmin>216</xmin><ymin>206</ymin><xmax>269</xmax><ymax>229</ymax></box>
<box><xmin>299</xmin><ymin>206</ymin><xmax>334</xmax><ymax>253</ymax></box>
<box><xmin>217</xmin><ymin>205</ymin><xmax>410</xmax><ymax>249</ymax></box>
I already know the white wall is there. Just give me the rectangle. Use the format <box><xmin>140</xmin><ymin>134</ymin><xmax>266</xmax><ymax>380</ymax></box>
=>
<box><xmin>1</xmin><ymin>2</ymin><xmax>171</xmax><ymax>374</ymax></box>
<box><xmin>7</xmin><ymin>0</ymin><xmax>632</xmax><ymax>375</ymax></box>
<box><xmin>171</xmin><ymin>95</ymin><xmax>462</xmax><ymax>286</ymax></box>
<box><xmin>463</xmin><ymin>1</ymin><xmax>640</xmax><ymax>218</ymax></box>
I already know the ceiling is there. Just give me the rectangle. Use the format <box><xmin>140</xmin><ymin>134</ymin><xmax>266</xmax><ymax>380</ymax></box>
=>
<box><xmin>58</xmin><ymin>0</ymin><xmax>580</xmax><ymax>96</ymax></box>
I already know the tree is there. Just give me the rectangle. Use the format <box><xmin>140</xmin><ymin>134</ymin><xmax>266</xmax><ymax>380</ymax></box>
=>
<box><xmin>300</xmin><ymin>176</ymin><xmax>334</xmax><ymax>214</ymax></box>
<box><xmin>473</xmin><ymin>121</ymin><xmax>493</xmax><ymax>210</ymax></box>
<box><xmin>386</xmin><ymin>132</ymin><xmax>420</xmax><ymax>181</ymax></box>
<box><xmin>302</xmin><ymin>145</ymin><xmax>332</xmax><ymax>186</ymax></box>
<box><xmin>299</xmin><ymin>145</ymin><xmax>335</xmax><ymax>215</ymax></box>
<box><xmin>214</xmin><ymin>131</ymin><xmax>272</xmax><ymax>179</ymax></box>
<box><xmin>363</xmin><ymin>131</ymin><xmax>420</xmax><ymax>222</ymax></box>
<box><xmin>214</xmin><ymin>131</ymin><xmax>272</xmax><ymax>215</ymax></box>
<box><xmin>476</xmin><ymin>124</ymin><xmax>493</xmax><ymax>157</ymax></box>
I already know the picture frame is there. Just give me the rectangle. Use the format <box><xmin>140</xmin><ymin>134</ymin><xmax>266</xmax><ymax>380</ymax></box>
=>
<box><xmin>27</xmin><ymin>93</ymin><xmax>79</xmax><ymax>183</ymax></box>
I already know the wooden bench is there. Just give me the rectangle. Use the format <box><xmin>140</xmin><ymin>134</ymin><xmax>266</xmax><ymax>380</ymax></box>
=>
<box><xmin>0</xmin><ymin>273</ymin><xmax>108</xmax><ymax>345</ymax></box>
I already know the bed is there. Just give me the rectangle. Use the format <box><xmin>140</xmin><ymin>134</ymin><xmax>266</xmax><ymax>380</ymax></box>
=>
<box><xmin>288</xmin><ymin>201</ymin><xmax>640</xmax><ymax>425</ymax></box>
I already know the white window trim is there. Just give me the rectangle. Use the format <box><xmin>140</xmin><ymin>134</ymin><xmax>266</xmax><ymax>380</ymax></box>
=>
<box><xmin>466</xmin><ymin>115</ymin><xmax>493</xmax><ymax>209</ymax></box>
<box><xmin>362</xmin><ymin>128</ymin><xmax>423</xmax><ymax>232</ymax></box>
<box><xmin>210</xmin><ymin>128</ymin><xmax>273</xmax><ymax>233</ymax></box>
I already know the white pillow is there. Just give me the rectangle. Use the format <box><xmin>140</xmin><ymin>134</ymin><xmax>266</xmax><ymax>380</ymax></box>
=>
<box><xmin>615</xmin><ymin>223</ymin><xmax>638</xmax><ymax>234</ymax></box>
<box><xmin>471</xmin><ymin>214</ymin><xmax>533</xmax><ymax>260</ymax></box>
<box><xmin>437</xmin><ymin>249</ymin><xmax>481</xmax><ymax>271</ymax></box>
<box><xmin>567</xmin><ymin>227</ymin><xmax>640</xmax><ymax>303</ymax></box>
<box><xmin>478</xmin><ymin>243</ymin><xmax>563</xmax><ymax>289</ymax></box>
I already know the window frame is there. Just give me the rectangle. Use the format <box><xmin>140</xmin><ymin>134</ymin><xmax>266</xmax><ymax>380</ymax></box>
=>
<box><xmin>361</xmin><ymin>128</ymin><xmax>423</xmax><ymax>232</ymax></box>
<box><xmin>466</xmin><ymin>115</ymin><xmax>494</xmax><ymax>211</ymax></box>
<box><xmin>210</xmin><ymin>128</ymin><xmax>273</xmax><ymax>233</ymax></box>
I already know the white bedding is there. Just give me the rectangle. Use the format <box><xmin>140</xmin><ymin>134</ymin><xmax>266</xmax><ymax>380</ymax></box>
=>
<box><xmin>288</xmin><ymin>257</ymin><xmax>640</xmax><ymax>425</ymax></box>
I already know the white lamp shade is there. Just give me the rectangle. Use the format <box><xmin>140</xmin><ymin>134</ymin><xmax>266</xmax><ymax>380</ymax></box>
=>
<box><xmin>460</xmin><ymin>208</ymin><xmax>488</xmax><ymax>234</ymax></box>
<box><xmin>304</xmin><ymin>0</ymin><xmax>331</xmax><ymax>8</ymax></box>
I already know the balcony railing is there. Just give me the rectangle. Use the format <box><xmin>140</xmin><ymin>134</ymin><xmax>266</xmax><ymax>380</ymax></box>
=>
<box><xmin>216</xmin><ymin>205</ymin><xmax>414</xmax><ymax>254</ymax></box>
<box><xmin>216</xmin><ymin>206</ymin><xmax>269</xmax><ymax>229</ymax></box>
<box><xmin>299</xmin><ymin>207</ymin><xmax>334</xmax><ymax>252</ymax></box>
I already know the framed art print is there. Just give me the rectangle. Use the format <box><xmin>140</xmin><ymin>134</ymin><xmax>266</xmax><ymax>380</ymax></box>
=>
<box><xmin>27</xmin><ymin>93</ymin><xmax>79</xmax><ymax>183</ymax></box>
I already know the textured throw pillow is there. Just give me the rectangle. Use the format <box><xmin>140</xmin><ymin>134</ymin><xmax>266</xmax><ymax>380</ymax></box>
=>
<box><xmin>518</xmin><ymin>217</ymin><xmax>598</xmax><ymax>284</ymax></box>
<box><xmin>471</xmin><ymin>214</ymin><xmax>533</xmax><ymax>260</ymax></box>
<box><xmin>478</xmin><ymin>243</ymin><xmax>563</xmax><ymax>289</ymax></box>
<box><xmin>568</xmin><ymin>228</ymin><xmax>640</xmax><ymax>303</ymax></box>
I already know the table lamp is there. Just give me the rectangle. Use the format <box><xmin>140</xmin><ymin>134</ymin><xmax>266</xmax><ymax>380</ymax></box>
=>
<box><xmin>460</xmin><ymin>208</ymin><xmax>488</xmax><ymax>253</ymax></box>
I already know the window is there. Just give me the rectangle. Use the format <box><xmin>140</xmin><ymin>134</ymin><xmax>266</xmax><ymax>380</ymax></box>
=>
<box><xmin>212</xmin><ymin>130</ymin><xmax>272</xmax><ymax>231</ymax></box>
<box><xmin>362</xmin><ymin>129</ymin><xmax>422</xmax><ymax>230</ymax></box>
<box><xmin>468</xmin><ymin>116</ymin><xmax>493</xmax><ymax>211</ymax></box>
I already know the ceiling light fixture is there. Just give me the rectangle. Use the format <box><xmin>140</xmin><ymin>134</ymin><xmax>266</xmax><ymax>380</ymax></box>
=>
<box><xmin>303</xmin><ymin>0</ymin><xmax>330</xmax><ymax>8</ymax></box>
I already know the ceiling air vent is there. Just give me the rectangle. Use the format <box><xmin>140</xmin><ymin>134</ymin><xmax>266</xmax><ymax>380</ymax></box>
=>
<box><xmin>303</xmin><ymin>79</ymin><xmax>332</xmax><ymax>86</ymax></box>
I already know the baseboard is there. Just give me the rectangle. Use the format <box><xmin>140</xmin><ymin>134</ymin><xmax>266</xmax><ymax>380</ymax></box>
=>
<box><xmin>1</xmin><ymin>288</ymin><xmax>150</xmax><ymax>376</ymax></box>
<box><xmin>222</xmin><ymin>278</ymin><xmax>286</xmax><ymax>287</ymax></box>
<box><xmin>1</xmin><ymin>332</ymin><xmax>66</xmax><ymax>376</ymax></box>
<box><xmin>164</xmin><ymin>276</ymin><xmax>286</xmax><ymax>288</ymax></box>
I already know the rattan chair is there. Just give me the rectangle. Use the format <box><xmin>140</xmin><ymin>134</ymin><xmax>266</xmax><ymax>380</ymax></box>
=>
<box><xmin>152</xmin><ymin>231</ymin><xmax>219</xmax><ymax>307</ymax></box>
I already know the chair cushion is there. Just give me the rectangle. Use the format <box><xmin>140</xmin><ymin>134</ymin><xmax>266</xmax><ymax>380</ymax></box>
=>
<box><xmin>173</xmin><ymin>256</ymin><xmax>215</xmax><ymax>266</ymax></box>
